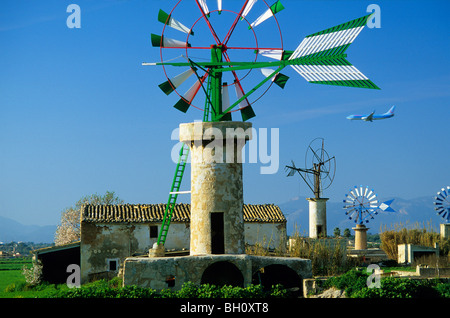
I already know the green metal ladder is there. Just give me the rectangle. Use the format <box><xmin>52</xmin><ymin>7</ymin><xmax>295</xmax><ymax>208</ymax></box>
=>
<box><xmin>157</xmin><ymin>76</ymin><xmax>212</xmax><ymax>247</ymax></box>
<box><xmin>157</xmin><ymin>142</ymin><xmax>190</xmax><ymax>246</ymax></box>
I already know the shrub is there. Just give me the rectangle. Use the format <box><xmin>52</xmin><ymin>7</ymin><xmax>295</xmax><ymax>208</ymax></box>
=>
<box><xmin>22</xmin><ymin>260</ymin><xmax>43</xmax><ymax>287</ymax></box>
<box><xmin>49</xmin><ymin>280</ymin><xmax>289</xmax><ymax>298</ymax></box>
<box><xmin>434</xmin><ymin>281</ymin><xmax>450</xmax><ymax>298</ymax></box>
<box><xmin>379</xmin><ymin>222</ymin><xmax>444</xmax><ymax>260</ymax></box>
<box><xmin>323</xmin><ymin>269</ymin><xmax>368</xmax><ymax>297</ymax></box>
<box><xmin>352</xmin><ymin>277</ymin><xmax>442</xmax><ymax>298</ymax></box>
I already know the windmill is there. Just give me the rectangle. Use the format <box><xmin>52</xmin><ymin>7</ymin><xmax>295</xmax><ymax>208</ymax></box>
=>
<box><xmin>343</xmin><ymin>185</ymin><xmax>395</xmax><ymax>249</ymax></box>
<box><xmin>285</xmin><ymin>138</ymin><xmax>336</xmax><ymax>237</ymax></box>
<box><xmin>433</xmin><ymin>186</ymin><xmax>450</xmax><ymax>239</ymax></box>
<box><xmin>434</xmin><ymin>186</ymin><xmax>450</xmax><ymax>223</ymax></box>
<box><xmin>144</xmin><ymin>0</ymin><xmax>379</xmax><ymax>248</ymax></box>
<box><xmin>286</xmin><ymin>137</ymin><xmax>336</xmax><ymax>199</ymax></box>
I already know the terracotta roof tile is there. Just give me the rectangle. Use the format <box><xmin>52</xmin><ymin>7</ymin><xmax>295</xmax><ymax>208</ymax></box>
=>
<box><xmin>81</xmin><ymin>203</ymin><xmax>285</xmax><ymax>223</ymax></box>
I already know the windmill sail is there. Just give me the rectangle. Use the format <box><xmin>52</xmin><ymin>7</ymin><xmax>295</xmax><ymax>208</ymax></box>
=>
<box><xmin>234</xmin><ymin>81</ymin><xmax>255</xmax><ymax>121</ymax></box>
<box><xmin>151</xmin><ymin>34</ymin><xmax>191</xmax><ymax>48</ymax></box>
<box><xmin>260</xmin><ymin>68</ymin><xmax>289</xmax><ymax>88</ymax></box>
<box><xmin>173</xmin><ymin>76</ymin><xmax>206</xmax><ymax>112</ymax></box>
<box><xmin>197</xmin><ymin>0</ymin><xmax>210</xmax><ymax>16</ymax></box>
<box><xmin>241</xmin><ymin>0</ymin><xmax>258</xmax><ymax>20</ymax></box>
<box><xmin>159</xmin><ymin>68</ymin><xmax>197</xmax><ymax>95</ymax></box>
<box><xmin>158</xmin><ymin>9</ymin><xmax>194</xmax><ymax>35</ymax></box>
<box><xmin>249</xmin><ymin>0</ymin><xmax>284</xmax><ymax>29</ymax></box>
<box><xmin>289</xmin><ymin>14</ymin><xmax>379</xmax><ymax>89</ymax></box>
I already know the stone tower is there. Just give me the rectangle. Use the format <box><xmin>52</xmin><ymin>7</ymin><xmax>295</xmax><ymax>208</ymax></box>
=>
<box><xmin>179</xmin><ymin>121</ymin><xmax>252</xmax><ymax>255</ymax></box>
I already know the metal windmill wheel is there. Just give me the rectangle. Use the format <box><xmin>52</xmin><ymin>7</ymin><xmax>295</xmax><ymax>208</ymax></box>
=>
<box><xmin>343</xmin><ymin>186</ymin><xmax>379</xmax><ymax>224</ymax></box>
<box><xmin>285</xmin><ymin>137</ymin><xmax>336</xmax><ymax>199</ymax></box>
<box><xmin>144</xmin><ymin>0</ymin><xmax>380</xmax><ymax>123</ymax></box>
<box><xmin>434</xmin><ymin>186</ymin><xmax>450</xmax><ymax>223</ymax></box>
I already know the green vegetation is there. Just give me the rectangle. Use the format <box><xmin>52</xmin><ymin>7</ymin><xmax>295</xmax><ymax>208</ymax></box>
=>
<box><xmin>2</xmin><ymin>275</ymin><xmax>289</xmax><ymax>298</ymax></box>
<box><xmin>1</xmin><ymin>257</ymin><xmax>449</xmax><ymax>298</ymax></box>
<box><xmin>47</xmin><ymin>279</ymin><xmax>289</xmax><ymax>298</ymax></box>
<box><xmin>321</xmin><ymin>269</ymin><xmax>450</xmax><ymax>298</ymax></box>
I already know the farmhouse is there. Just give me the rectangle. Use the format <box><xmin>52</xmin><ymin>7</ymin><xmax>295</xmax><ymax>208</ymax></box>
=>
<box><xmin>35</xmin><ymin>203</ymin><xmax>287</xmax><ymax>284</ymax></box>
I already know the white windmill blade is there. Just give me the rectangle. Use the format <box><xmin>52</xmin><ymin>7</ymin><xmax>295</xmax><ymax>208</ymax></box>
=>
<box><xmin>249</xmin><ymin>0</ymin><xmax>285</xmax><ymax>29</ymax></box>
<box><xmin>363</xmin><ymin>186</ymin><xmax>369</xmax><ymax>198</ymax></box>
<box><xmin>257</xmin><ymin>49</ymin><xmax>284</xmax><ymax>60</ymax></box>
<box><xmin>158</xmin><ymin>68</ymin><xmax>196</xmax><ymax>95</ymax></box>
<box><xmin>241</xmin><ymin>0</ymin><xmax>258</xmax><ymax>20</ymax></box>
<box><xmin>234</xmin><ymin>83</ymin><xmax>250</xmax><ymax>108</ymax></box>
<box><xmin>217</xmin><ymin>0</ymin><xmax>222</xmax><ymax>13</ymax></box>
<box><xmin>221</xmin><ymin>83</ymin><xmax>230</xmax><ymax>113</ymax></box>
<box><xmin>173</xmin><ymin>77</ymin><xmax>205</xmax><ymax>113</ymax></box>
<box><xmin>151</xmin><ymin>34</ymin><xmax>190</xmax><ymax>48</ymax></box>
<box><xmin>158</xmin><ymin>9</ymin><xmax>194</xmax><ymax>35</ymax></box>
<box><xmin>197</xmin><ymin>0</ymin><xmax>210</xmax><ymax>16</ymax></box>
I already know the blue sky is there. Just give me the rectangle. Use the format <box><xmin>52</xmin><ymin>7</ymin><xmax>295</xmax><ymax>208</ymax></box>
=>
<box><xmin>1</xmin><ymin>0</ymin><xmax>449</xmax><ymax>227</ymax></box>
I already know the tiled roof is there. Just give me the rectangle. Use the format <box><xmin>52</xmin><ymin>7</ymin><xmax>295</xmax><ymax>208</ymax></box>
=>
<box><xmin>81</xmin><ymin>203</ymin><xmax>286</xmax><ymax>224</ymax></box>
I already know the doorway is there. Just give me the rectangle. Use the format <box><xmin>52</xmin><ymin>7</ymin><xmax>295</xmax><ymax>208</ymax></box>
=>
<box><xmin>211</xmin><ymin>212</ymin><xmax>224</xmax><ymax>254</ymax></box>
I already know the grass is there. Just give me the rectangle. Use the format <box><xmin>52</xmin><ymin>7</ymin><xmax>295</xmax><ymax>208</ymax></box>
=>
<box><xmin>0</xmin><ymin>258</ymin><xmax>32</xmax><ymax>297</ymax></box>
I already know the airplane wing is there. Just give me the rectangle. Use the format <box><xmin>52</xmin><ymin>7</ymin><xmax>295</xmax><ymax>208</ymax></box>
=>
<box><xmin>363</xmin><ymin>111</ymin><xmax>375</xmax><ymax>122</ymax></box>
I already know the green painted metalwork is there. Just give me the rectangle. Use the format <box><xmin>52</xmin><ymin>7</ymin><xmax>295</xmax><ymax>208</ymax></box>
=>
<box><xmin>157</xmin><ymin>142</ymin><xmax>190</xmax><ymax>246</ymax></box>
<box><xmin>150</xmin><ymin>3</ymin><xmax>380</xmax><ymax>248</ymax></box>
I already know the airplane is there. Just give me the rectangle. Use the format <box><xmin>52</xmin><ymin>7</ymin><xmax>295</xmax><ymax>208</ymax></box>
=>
<box><xmin>346</xmin><ymin>106</ymin><xmax>395</xmax><ymax>122</ymax></box>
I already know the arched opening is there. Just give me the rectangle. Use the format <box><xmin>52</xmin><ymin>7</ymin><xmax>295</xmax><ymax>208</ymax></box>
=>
<box><xmin>252</xmin><ymin>264</ymin><xmax>302</xmax><ymax>297</ymax></box>
<box><xmin>201</xmin><ymin>261</ymin><xmax>244</xmax><ymax>287</ymax></box>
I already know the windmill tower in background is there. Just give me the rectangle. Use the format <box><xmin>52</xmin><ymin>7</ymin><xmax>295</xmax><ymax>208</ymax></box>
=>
<box><xmin>286</xmin><ymin>138</ymin><xmax>336</xmax><ymax>238</ymax></box>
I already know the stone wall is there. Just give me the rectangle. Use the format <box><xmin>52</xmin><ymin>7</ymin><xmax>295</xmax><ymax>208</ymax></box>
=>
<box><xmin>123</xmin><ymin>254</ymin><xmax>312</xmax><ymax>291</ymax></box>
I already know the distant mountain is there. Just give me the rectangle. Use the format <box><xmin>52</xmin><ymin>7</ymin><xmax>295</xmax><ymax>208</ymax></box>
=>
<box><xmin>0</xmin><ymin>216</ymin><xmax>56</xmax><ymax>243</ymax></box>
<box><xmin>279</xmin><ymin>196</ymin><xmax>442</xmax><ymax>236</ymax></box>
<box><xmin>0</xmin><ymin>196</ymin><xmax>442</xmax><ymax>242</ymax></box>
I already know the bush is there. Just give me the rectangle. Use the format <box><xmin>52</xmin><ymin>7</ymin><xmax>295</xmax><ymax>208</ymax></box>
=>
<box><xmin>323</xmin><ymin>269</ymin><xmax>369</xmax><ymax>297</ymax></box>
<box><xmin>379</xmin><ymin>222</ymin><xmax>443</xmax><ymax>260</ymax></box>
<box><xmin>352</xmin><ymin>277</ymin><xmax>442</xmax><ymax>298</ymax></box>
<box><xmin>434</xmin><ymin>281</ymin><xmax>450</xmax><ymax>298</ymax></box>
<box><xmin>322</xmin><ymin>269</ymin><xmax>450</xmax><ymax>298</ymax></box>
<box><xmin>22</xmin><ymin>260</ymin><xmax>43</xmax><ymax>287</ymax></box>
<box><xmin>48</xmin><ymin>280</ymin><xmax>289</xmax><ymax>298</ymax></box>
<box><xmin>4</xmin><ymin>281</ymin><xmax>28</xmax><ymax>293</ymax></box>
